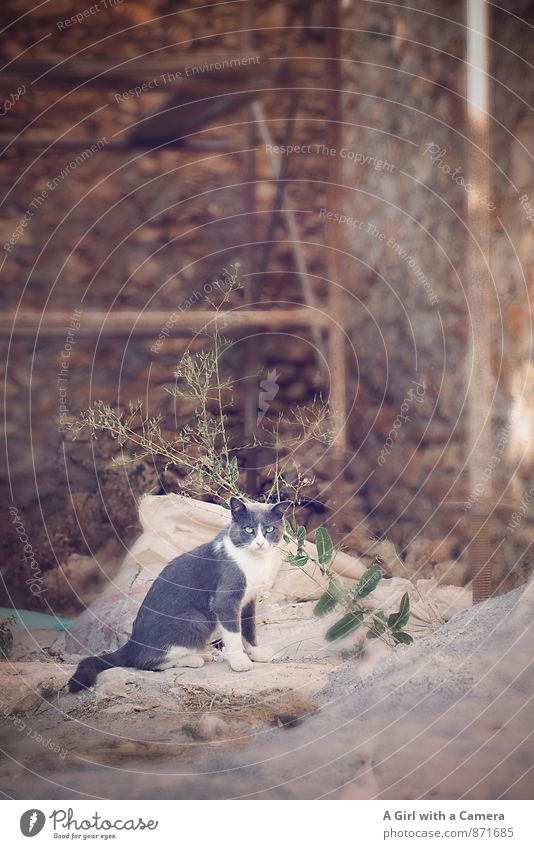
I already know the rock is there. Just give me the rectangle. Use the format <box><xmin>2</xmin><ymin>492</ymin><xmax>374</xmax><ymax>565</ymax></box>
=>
<box><xmin>10</xmin><ymin>629</ymin><xmax>65</xmax><ymax>663</ymax></box>
<box><xmin>44</xmin><ymin>539</ymin><xmax>121</xmax><ymax>608</ymax></box>
<box><xmin>0</xmin><ymin>662</ymin><xmax>73</xmax><ymax>714</ymax></box>
<box><xmin>95</xmin><ymin>667</ymin><xmax>141</xmax><ymax>699</ymax></box>
<box><xmin>0</xmin><ymin>619</ymin><xmax>14</xmax><ymax>659</ymax></box>
<box><xmin>256</xmin><ymin>2</ymin><xmax>286</xmax><ymax>28</ymax></box>
<box><xmin>101</xmin><ymin>703</ymin><xmax>135</xmax><ymax>715</ymax></box>
<box><xmin>196</xmin><ymin>713</ymin><xmax>229</xmax><ymax>741</ymax></box>
<box><xmin>433</xmin><ymin>559</ymin><xmax>470</xmax><ymax>587</ymax></box>
<box><xmin>340</xmin><ymin>527</ymin><xmax>374</xmax><ymax>557</ymax></box>
<box><xmin>510</xmin><ymin>116</ymin><xmax>534</xmax><ymax>190</ymax></box>
<box><xmin>404</xmin><ymin>537</ymin><xmax>460</xmax><ymax>576</ymax></box>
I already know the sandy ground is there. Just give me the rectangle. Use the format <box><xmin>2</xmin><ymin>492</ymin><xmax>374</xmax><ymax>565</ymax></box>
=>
<box><xmin>1</xmin><ymin>577</ymin><xmax>532</xmax><ymax>800</ymax></box>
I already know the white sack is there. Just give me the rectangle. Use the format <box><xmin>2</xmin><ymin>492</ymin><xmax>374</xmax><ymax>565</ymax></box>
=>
<box><xmin>66</xmin><ymin>494</ymin><xmax>471</xmax><ymax>657</ymax></box>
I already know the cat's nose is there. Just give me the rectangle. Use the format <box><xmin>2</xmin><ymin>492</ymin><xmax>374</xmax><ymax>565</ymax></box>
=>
<box><xmin>256</xmin><ymin>540</ymin><xmax>265</xmax><ymax>548</ymax></box>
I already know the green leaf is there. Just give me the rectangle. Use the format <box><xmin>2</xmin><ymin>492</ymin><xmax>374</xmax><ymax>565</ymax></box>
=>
<box><xmin>315</xmin><ymin>527</ymin><xmax>334</xmax><ymax>566</ymax></box>
<box><xmin>284</xmin><ymin>520</ymin><xmax>297</xmax><ymax>540</ymax></box>
<box><xmin>392</xmin><ymin>631</ymin><xmax>413</xmax><ymax>645</ymax></box>
<box><xmin>325</xmin><ymin>612</ymin><xmax>364</xmax><ymax>642</ymax></box>
<box><xmin>296</xmin><ymin>525</ymin><xmax>306</xmax><ymax>548</ymax></box>
<box><xmin>396</xmin><ymin>592</ymin><xmax>410</xmax><ymax>629</ymax></box>
<box><xmin>229</xmin><ymin>456</ymin><xmax>239</xmax><ymax>483</ymax></box>
<box><xmin>313</xmin><ymin>579</ymin><xmax>346</xmax><ymax>618</ymax></box>
<box><xmin>387</xmin><ymin>592</ymin><xmax>411</xmax><ymax>631</ymax></box>
<box><xmin>313</xmin><ymin>593</ymin><xmax>339</xmax><ymax>618</ymax></box>
<box><xmin>366</xmin><ymin>613</ymin><xmax>387</xmax><ymax>639</ymax></box>
<box><xmin>286</xmin><ymin>553</ymin><xmax>309</xmax><ymax>568</ymax></box>
<box><xmin>354</xmin><ymin>562</ymin><xmax>383</xmax><ymax>599</ymax></box>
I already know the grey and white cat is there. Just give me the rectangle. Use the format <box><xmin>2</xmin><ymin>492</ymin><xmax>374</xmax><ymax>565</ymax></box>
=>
<box><xmin>68</xmin><ymin>498</ymin><xmax>289</xmax><ymax>692</ymax></box>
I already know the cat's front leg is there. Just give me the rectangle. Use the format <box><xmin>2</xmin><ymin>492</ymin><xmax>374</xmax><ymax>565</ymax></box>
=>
<box><xmin>220</xmin><ymin>626</ymin><xmax>253</xmax><ymax>672</ymax></box>
<box><xmin>241</xmin><ymin>600</ymin><xmax>273</xmax><ymax>663</ymax></box>
<box><xmin>214</xmin><ymin>586</ymin><xmax>252</xmax><ymax>672</ymax></box>
<box><xmin>246</xmin><ymin>645</ymin><xmax>273</xmax><ymax>663</ymax></box>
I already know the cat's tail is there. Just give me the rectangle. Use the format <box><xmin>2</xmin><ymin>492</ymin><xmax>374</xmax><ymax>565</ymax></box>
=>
<box><xmin>68</xmin><ymin>645</ymin><xmax>129</xmax><ymax>693</ymax></box>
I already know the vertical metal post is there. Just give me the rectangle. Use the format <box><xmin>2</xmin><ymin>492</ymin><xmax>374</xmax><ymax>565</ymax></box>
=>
<box><xmin>252</xmin><ymin>100</ymin><xmax>326</xmax><ymax>374</ymax></box>
<box><xmin>241</xmin><ymin>0</ymin><xmax>259</xmax><ymax>495</ymax></box>
<box><xmin>466</xmin><ymin>0</ymin><xmax>493</xmax><ymax>601</ymax></box>
<box><xmin>326</xmin><ymin>2</ymin><xmax>347</xmax><ymax>489</ymax></box>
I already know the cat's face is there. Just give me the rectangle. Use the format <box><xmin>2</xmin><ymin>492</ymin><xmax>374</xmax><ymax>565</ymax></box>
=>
<box><xmin>228</xmin><ymin>498</ymin><xmax>290</xmax><ymax>552</ymax></box>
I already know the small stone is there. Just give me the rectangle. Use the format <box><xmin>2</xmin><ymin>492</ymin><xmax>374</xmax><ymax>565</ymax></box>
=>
<box><xmin>433</xmin><ymin>560</ymin><xmax>470</xmax><ymax>587</ymax></box>
<box><xmin>95</xmin><ymin>667</ymin><xmax>138</xmax><ymax>699</ymax></box>
<box><xmin>196</xmin><ymin>713</ymin><xmax>228</xmax><ymax>741</ymax></box>
<box><xmin>0</xmin><ymin>663</ymin><xmax>72</xmax><ymax>715</ymax></box>
<box><xmin>102</xmin><ymin>704</ymin><xmax>131</xmax><ymax>715</ymax></box>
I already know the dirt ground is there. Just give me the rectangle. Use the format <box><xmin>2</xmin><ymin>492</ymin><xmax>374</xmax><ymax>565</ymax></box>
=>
<box><xmin>0</xmin><ymin>655</ymin><xmax>334</xmax><ymax>799</ymax></box>
<box><xmin>1</xmin><ymin>577</ymin><xmax>533</xmax><ymax>800</ymax></box>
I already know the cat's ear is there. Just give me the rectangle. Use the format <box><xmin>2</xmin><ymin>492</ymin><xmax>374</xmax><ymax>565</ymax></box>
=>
<box><xmin>229</xmin><ymin>497</ymin><xmax>247</xmax><ymax>518</ymax></box>
<box><xmin>271</xmin><ymin>500</ymin><xmax>291</xmax><ymax>519</ymax></box>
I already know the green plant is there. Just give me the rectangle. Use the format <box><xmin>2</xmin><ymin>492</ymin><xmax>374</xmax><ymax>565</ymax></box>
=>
<box><xmin>69</xmin><ymin>266</ymin><xmax>411</xmax><ymax>650</ymax></box>
<box><xmin>69</xmin><ymin>265</ymin><xmax>331</xmax><ymax>506</ymax></box>
<box><xmin>0</xmin><ymin>615</ymin><xmax>15</xmax><ymax>660</ymax></box>
<box><xmin>283</xmin><ymin>522</ymin><xmax>413</xmax><ymax>647</ymax></box>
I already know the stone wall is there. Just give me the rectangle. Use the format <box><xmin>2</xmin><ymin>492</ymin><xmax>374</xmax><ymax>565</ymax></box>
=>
<box><xmin>2</xmin><ymin>0</ymin><xmax>534</xmax><ymax>610</ymax></box>
<box><xmin>337</xmin><ymin>0</ymin><xmax>534</xmax><ymax>590</ymax></box>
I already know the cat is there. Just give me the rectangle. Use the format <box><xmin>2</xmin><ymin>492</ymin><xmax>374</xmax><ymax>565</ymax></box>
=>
<box><xmin>68</xmin><ymin>497</ymin><xmax>289</xmax><ymax>692</ymax></box>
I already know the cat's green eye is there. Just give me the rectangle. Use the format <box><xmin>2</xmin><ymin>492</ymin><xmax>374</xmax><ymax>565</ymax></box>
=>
<box><xmin>244</xmin><ymin>526</ymin><xmax>254</xmax><ymax>534</ymax></box>
<box><xmin>265</xmin><ymin>525</ymin><xmax>275</xmax><ymax>533</ymax></box>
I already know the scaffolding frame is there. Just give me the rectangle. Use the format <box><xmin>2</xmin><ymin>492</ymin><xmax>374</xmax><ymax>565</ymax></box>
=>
<box><xmin>1</xmin><ymin>1</ymin><xmax>497</xmax><ymax>600</ymax></box>
<box><xmin>1</xmin><ymin>0</ymin><xmax>348</xmax><ymax>500</ymax></box>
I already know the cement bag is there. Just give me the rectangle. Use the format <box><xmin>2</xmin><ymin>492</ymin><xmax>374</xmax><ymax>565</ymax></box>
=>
<box><xmin>66</xmin><ymin>495</ymin><xmax>366</xmax><ymax>654</ymax></box>
<box><xmin>65</xmin><ymin>494</ymin><xmax>470</xmax><ymax>656</ymax></box>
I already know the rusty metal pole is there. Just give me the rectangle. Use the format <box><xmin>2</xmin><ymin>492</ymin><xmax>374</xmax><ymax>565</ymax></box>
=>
<box><xmin>0</xmin><ymin>308</ymin><xmax>332</xmax><ymax>337</ymax></box>
<box><xmin>241</xmin><ymin>0</ymin><xmax>259</xmax><ymax>495</ymax></box>
<box><xmin>326</xmin><ymin>1</ymin><xmax>348</xmax><ymax>530</ymax></box>
<box><xmin>466</xmin><ymin>0</ymin><xmax>493</xmax><ymax>601</ymax></box>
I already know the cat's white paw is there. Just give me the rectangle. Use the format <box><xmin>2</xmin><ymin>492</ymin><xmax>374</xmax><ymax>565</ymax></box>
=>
<box><xmin>247</xmin><ymin>645</ymin><xmax>273</xmax><ymax>663</ymax></box>
<box><xmin>183</xmin><ymin>654</ymin><xmax>205</xmax><ymax>668</ymax></box>
<box><xmin>229</xmin><ymin>653</ymin><xmax>253</xmax><ymax>672</ymax></box>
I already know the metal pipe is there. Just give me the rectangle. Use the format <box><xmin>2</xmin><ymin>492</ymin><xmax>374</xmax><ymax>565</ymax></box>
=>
<box><xmin>0</xmin><ymin>136</ymin><xmax>239</xmax><ymax>153</ymax></box>
<box><xmin>326</xmin><ymin>2</ymin><xmax>348</xmax><ymax>466</ymax></box>
<box><xmin>252</xmin><ymin>100</ymin><xmax>326</xmax><ymax>371</ymax></box>
<box><xmin>322</xmin><ymin>0</ymin><xmax>348</xmax><ymax>538</ymax></box>
<box><xmin>241</xmin><ymin>0</ymin><xmax>260</xmax><ymax>495</ymax></box>
<box><xmin>466</xmin><ymin>0</ymin><xmax>493</xmax><ymax>602</ymax></box>
<box><xmin>0</xmin><ymin>55</ymin><xmax>266</xmax><ymax>86</ymax></box>
<box><xmin>0</xmin><ymin>308</ymin><xmax>331</xmax><ymax>338</ymax></box>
